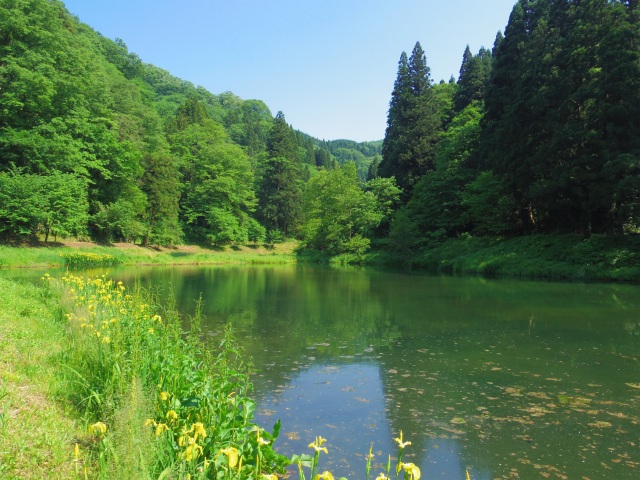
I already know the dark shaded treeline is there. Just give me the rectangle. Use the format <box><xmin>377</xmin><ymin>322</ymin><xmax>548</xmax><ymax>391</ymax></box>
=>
<box><xmin>383</xmin><ymin>0</ymin><xmax>640</xmax><ymax>255</ymax></box>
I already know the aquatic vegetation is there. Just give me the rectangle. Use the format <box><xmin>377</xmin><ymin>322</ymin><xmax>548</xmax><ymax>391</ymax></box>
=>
<box><xmin>60</xmin><ymin>252</ymin><xmax>122</xmax><ymax>268</ymax></box>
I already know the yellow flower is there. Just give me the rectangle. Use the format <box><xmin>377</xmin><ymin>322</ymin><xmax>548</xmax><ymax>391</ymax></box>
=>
<box><xmin>155</xmin><ymin>422</ymin><xmax>169</xmax><ymax>436</ymax></box>
<box><xmin>159</xmin><ymin>391</ymin><xmax>170</xmax><ymax>401</ymax></box>
<box><xmin>148</xmin><ymin>328</ymin><xmax>154</xmax><ymax>334</ymax></box>
<box><xmin>394</xmin><ymin>430</ymin><xmax>411</xmax><ymax>449</ymax></box>
<box><xmin>166</xmin><ymin>410</ymin><xmax>179</xmax><ymax>422</ymax></box>
<box><xmin>188</xmin><ymin>422</ymin><xmax>207</xmax><ymax>441</ymax></box>
<box><xmin>402</xmin><ymin>463</ymin><xmax>421</xmax><ymax>480</ymax></box>
<box><xmin>102</xmin><ymin>336</ymin><xmax>111</xmax><ymax>344</ymax></box>
<box><xmin>261</xmin><ymin>475</ymin><xmax>278</xmax><ymax>480</ymax></box>
<box><xmin>219</xmin><ymin>447</ymin><xmax>239</xmax><ymax>468</ymax></box>
<box><xmin>183</xmin><ymin>443</ymin><xmax>203</xmax><ymax>462</ymax></box>
<box><xmin>144</xmin><ymin>419</ymin><xmax>156</xmax><ymax>427</ymax></box>
<box><xmin>74</xmin><ymin>443</ymin><xmax>80</xmax><ymax>461</ymax></box>
<box><xmin>89</xmin><ymin>421</ymin><xmax>107</xmax><ymax>436</ymax></box>
<box><xmin>316</xmin><ymin>471</ymin><xmax>334</xmax><ymax>480</ymax></box>
<box><xmin>308</xmin><ymin>436</ymin><xmax>328</xmax><ymax>454</ymax></box>
<box><xmin>375</xmin><ymin>474</ymin><xmax>389</xmax><ymax>480</ymax></box>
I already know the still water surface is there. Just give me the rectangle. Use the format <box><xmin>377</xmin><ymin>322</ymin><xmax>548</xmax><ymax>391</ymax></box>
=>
<box><xmin>9</xmin><ymin>264</ymin><xmax>640</xmax><ymax>478</ymax></box>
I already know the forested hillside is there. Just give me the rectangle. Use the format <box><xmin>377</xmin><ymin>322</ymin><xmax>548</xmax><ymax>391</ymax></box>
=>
<box><xmin>0</xmin><ymin>0</ymin><xmax>379</xmax><ymax>246</ymax></box>
<box><xmin>1</xmin><ymin>0</ymin><xmax>638</xmax><ymax>261</ymax></box>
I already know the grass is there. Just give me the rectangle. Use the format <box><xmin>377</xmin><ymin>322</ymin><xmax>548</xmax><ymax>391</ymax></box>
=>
<box><xmin>0</xmin><ymin>241</ymin><xmax>298</xmax><ymax>270</ymax></box>
<box><xmin>0</xmin><ymin>277</ymin><xmax>87</xmax><ymax>479</ymax></box>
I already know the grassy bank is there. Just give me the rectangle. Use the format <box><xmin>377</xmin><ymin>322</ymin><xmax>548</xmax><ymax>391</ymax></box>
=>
<box><xmin>0</xmin><ymin>273</ymin><xmax>294</xmax><ymax>479</ymax></box>
<box><xmin>0</xmin><ymin>277</ymin><xmax>86</xmax><ymax>479</ymax></box>
<box><xmin>0</xmin><ymin>241</ymin><xmax>298</xmax><ymax>269</ymax></box>
<box><xmin>364</xmin><ymin>234</ymin><xmax>640</xmax><ymax>283</ymax></box>
<box><xmin>4</xmin><ymin>233</ymin><xmax>638</xmax><ymax>284</ymax></box>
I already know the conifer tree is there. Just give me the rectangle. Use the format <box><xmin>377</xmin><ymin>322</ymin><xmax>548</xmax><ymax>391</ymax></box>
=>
<box><xmin>380</xmin><ymin>42</ymin><xmax>441</xmax><ymax>196</ymax></box>
<box><xmin>257</xmin><ymin>111</ymin><xmax>303</xmax><ymax>236</ymax></box>
<box><xmin>454</xmin><ymin>46</ymin><xmax>492</xmax><ymax>112</ymax></box>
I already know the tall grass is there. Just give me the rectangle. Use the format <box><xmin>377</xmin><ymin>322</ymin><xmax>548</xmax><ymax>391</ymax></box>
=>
<box><xmin>61</xmin><ymin>252</ymin><xmax>122</xmax><ymax>269</ymax></box>
<box><xmin>51</xmin><ymin>272</ymin><xmax>290</xmax><ymax>479</ymax></box>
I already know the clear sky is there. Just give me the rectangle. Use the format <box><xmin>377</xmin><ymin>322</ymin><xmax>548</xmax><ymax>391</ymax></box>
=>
<box><xmin>61</xmin><ymin>0</ymin><xmax>516</xmax><ymax>142</ymax></box>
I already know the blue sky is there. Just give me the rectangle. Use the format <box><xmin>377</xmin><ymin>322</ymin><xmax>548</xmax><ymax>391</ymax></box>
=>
<box><xmin>62</xmin><ymin>0</ymin><xmax>516</xmax><ymax>142</ymax></box>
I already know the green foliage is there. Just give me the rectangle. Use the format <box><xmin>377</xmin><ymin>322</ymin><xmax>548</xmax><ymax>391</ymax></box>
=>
<box><xmin>247</xmin><ymin>218</ymin><xmax>267</xmax><ymax>245</ymax></box>
<box><xmin>301</xmin><ymin>163</ymin><xmax>389</xmax><ymax>257</ymax></box>
<box><xmin>141</xmin><ymin>151</ymin><xmax>182</xmax><ymax>246</ymax></box>
<box><xmin>454</xmin><ymin>45</ymin><xmax>492</xmax><ymax>112</ymax></box>
<box><xmin>0</xmin><ymin>170</ymin><xmax>88</xmax><ymax>242</ymax></box>
<box><xmin>89</xmin><ymin>199</ymin><xmax>146</xmax><ymax>244</ymax></box>
<box><xmin>461</xmin><ymin>171</ymin><xmax>518</xmax><ymax>235</ymax></box>
<box><xmin>170</xmin><ymin>119</ymin><xmax>256</xmax><ymax>246</ymax></box>
<box><xmin>481</xmin><ymin>0</ymin><xmax>640</xmax><ymax>234</ymax></box>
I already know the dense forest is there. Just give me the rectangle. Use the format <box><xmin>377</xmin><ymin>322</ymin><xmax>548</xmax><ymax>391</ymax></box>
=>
<box><xmin>1</xmin><ymin>0</ymin><xmax>638</xmax><ymax>259</ymax></box>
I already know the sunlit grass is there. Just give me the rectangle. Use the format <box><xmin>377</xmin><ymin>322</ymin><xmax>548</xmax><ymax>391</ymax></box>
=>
<box><xmin>0</xmin><ymin>242</ymin><xmax>299</xmax><ymax>269</ymax></box>
<box><xmin>0</xmin><ymin>277</ymin><xmax>87</xmax><ymax>479</ymax></box>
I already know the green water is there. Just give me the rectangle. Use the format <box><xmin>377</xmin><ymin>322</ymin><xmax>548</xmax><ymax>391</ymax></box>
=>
<box><xmin>7</xmin><ymin>264</ymin><xmax>640</xmax><ymax>478</ymax></box>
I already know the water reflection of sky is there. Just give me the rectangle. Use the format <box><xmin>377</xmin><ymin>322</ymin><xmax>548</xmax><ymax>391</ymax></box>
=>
<box><xmin>254</xmin><ymin>362</ymin><xmax>477</xmax><ymax>479</ymax></box>
<box><xmin>255</xmin><ymin>363</ymin><xmax>391</xmax><ymax>477</ymax></box>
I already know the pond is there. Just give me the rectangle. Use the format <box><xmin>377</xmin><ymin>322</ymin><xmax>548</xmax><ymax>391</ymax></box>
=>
<box><xmin>6</xmin><ymin>264</ymin><xmax>640</xmax><ymax>478</ymax></box>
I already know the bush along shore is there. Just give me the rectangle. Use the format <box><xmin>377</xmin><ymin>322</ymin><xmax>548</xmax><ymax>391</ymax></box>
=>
<box><xmin>362</xmin><ymin>234</ymin><xmax>640</xmax><ymax>283</ymax></box>
<box><xmin>1</xmin><ymin>272</ymin><xmax>436</xmax><ymax>479</ymax></box>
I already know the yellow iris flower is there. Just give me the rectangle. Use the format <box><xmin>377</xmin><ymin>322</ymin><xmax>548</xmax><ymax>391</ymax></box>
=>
<box><xmin>89</xmin><ymin>421</ymin><xmax>107</xmax><ymax>435</ymax></box>
<box><xmin>394</xmin><ymin>430</ymin><xmax>412</xmax><ymax>449</ymax></box>
<box><xmin>219</xmin><ymin>447</ymin><xmax>239</xmax><ymax>468</ymax></box>
<box><xmin>402</xmin><ymin>463</ymin><xmax>421</xmax><ymax>479</ymax></box>
<box><xmin>308</xmin><ymin>436</ymin><xmax>328</xmax><ymax>454</ymax></box>
<box><xmin>155</xmin><ymin>422</ymin><xmax>169</xmax><ymax>436</ymax></box>
<box><xmin>316</xmin><ymin>471</ymin><xmax>334</xmax><ymax>480</ymax></box>
<box><xmin>165</xmin><ymin>410</ymin><xmax>179</xmax><ymax>422</ymax></box>
<box><xmin>189</xmin><ymin>422</ymin><xmax>207</xmax><ymax>441</ymax></box>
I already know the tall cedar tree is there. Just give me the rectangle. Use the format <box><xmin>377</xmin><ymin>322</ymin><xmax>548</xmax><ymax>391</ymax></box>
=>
<box><xmin>453</xmin><ymin>45</ymin><xmax>493</xmax><ymax>112</ymax></box>
<box><xmin>380</xmin><ymin>42</ymin><xmax>441</xmax><ymax>197</ymax></box>
<box><xmin>141</xmin><ymin>151</ymin><xmax>182</xmax><ymax>245</ymax></box>
<box><xmin>257</xmin><ymin>112</ymin><xmax>303</xmax><ymax>236</ymax></box>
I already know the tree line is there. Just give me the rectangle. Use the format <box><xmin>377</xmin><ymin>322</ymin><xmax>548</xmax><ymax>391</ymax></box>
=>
<box><xmin>381</xmin><ymin>0</ymin><xmax>639</xmax><ymax>255</ymax></box>
<box><xmin>1</xmin><ymin>0</ymin><xmax>638</xmax><ymax>258</ymax></box>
